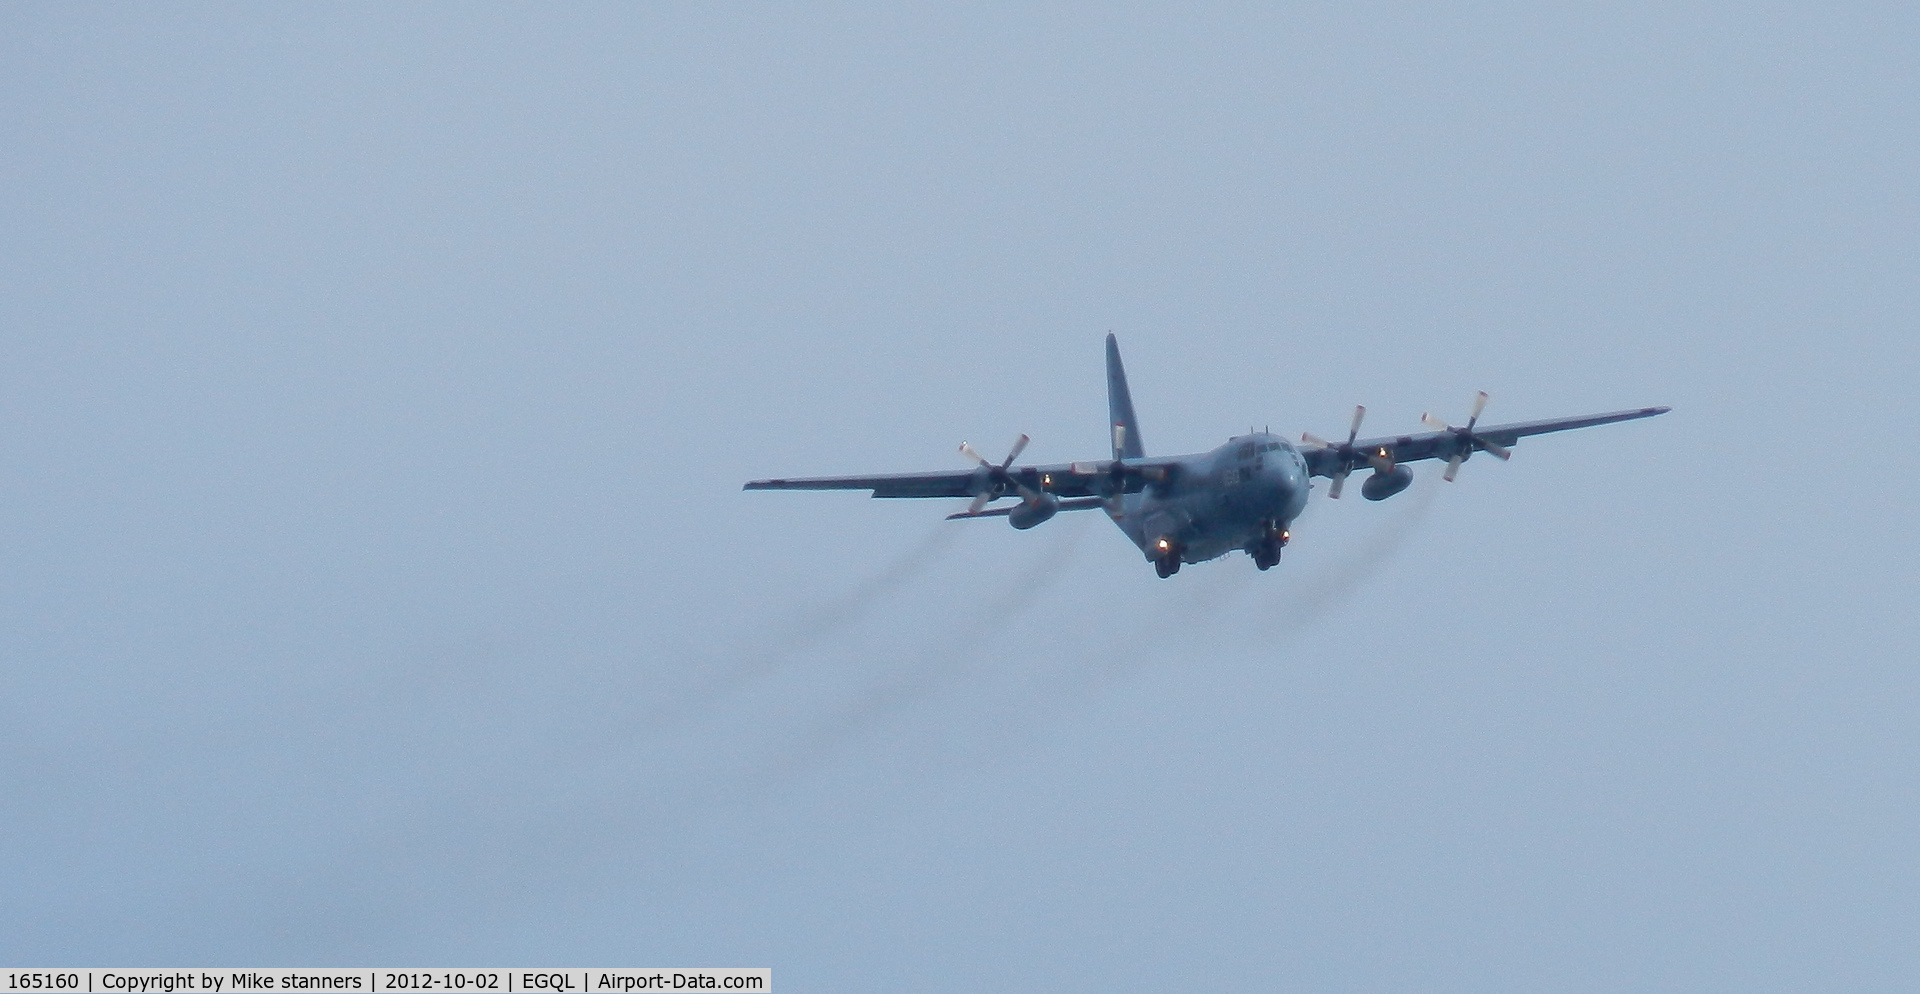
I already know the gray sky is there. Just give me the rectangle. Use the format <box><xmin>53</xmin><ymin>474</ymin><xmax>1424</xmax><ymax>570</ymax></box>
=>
<box><xmin>4</xmin><ymin>4</ymin><xmax>1917</xmax><ymax>989</ymax></box>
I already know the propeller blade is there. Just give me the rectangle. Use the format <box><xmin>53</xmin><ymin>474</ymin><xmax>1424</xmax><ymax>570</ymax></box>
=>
<box><xmin>967</xmin><ymin>491</ymin><xmax>993</xmax><ymax>514</ymax></box>
<box><xmin>1443</xmin><ymin>454</ymin><xmax>1464</xmax><ymax>482</ymax></box>
<box><xmin>1001</xmin><ymin>433</ymin><xmax>1030</xmax><ymax>468</ymax></box>
<box><xmin>959</xmin><ymin>441</ymin><xmax>988</xmax><ymax>466</ymax></box>
<box><xmin>1478</xmin><ymin>438</ymin><xmax>1512</xmax><ymax>460</ymax></box>
<box><xmin>1422</xmin><ymin>413</ymin><xmax>1451</xmax><ymax>431</ymax></box>
<box><xmin>1300</xmin><ymin>432</ymin><xmax>1331</xmax><ymax>450</ymax></box>
<box><xmin>1467</xmin><ymin>391</ymin><xmax>1488</xmax><ymax>429</ymax></box>
<box><xmin>1328</xmin><ymin>471</ymin><xmax>1346</xmax><ymax>499</ymax></box>
<box><xmin>1346</xmin><ymin>405</ymin><xmax>1366</xmax><ymax>445</ymax></box>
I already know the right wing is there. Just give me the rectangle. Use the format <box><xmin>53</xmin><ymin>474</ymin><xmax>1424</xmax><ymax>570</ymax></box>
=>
<box><xmin>1304</xmin><ymin>406</ymin><xmax>1670</xmax><ymax>478</ymax></box>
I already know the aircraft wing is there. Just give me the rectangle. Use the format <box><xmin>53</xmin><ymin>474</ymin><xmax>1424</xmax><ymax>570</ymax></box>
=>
<box><xmin>1305</xmin><ymin>406</ymin><xmax>1670</xmax><ymax>477</ymax></box>
<box><xmin>744</xmin><ymin>456</ymin><xmax>1186</xmax><ymax>500</ymax></box>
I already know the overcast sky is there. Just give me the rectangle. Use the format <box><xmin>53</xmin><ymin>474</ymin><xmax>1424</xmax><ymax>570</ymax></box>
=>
<box><xmin>4</xmin><ymin>4</ymin><xmax>1918</xmax><ymax>990</ymax></box>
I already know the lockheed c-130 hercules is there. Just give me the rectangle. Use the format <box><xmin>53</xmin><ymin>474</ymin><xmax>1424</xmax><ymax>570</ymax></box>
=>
<box><xmin>746</xmin><ymin>334</ymin><xmax>1667</xmax><ymax>578</ymax></box>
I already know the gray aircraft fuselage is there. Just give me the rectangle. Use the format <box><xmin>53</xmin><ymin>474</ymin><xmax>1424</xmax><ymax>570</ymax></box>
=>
<box><xmin>1111</xmin><ymin>433</ymin><xmax>1309</xmax><ymax>567</ymax></box>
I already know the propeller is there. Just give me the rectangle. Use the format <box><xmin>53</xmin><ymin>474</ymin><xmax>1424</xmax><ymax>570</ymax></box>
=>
<box><xmin>959</xmin><ymin>434</ymin><xmax>1039</xmax><ymax>513</ymax></box>
<box><xmin>1420</xmin><ymin>391</ymin><xmax>1512</xmax><ymax>482</ymax></box>
<box><xmin>1301</xmin><ymin>405</ymin><xmax>1378</xmax><ymax>498</ymax></box>
<box><xmin>1061</xmin><ymin>437</ymin><xmax>1163</xmax><ymax>521</ymax></box>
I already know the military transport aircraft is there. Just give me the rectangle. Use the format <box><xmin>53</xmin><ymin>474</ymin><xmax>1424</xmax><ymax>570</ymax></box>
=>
<box><xmin>746</xmin><ymin>335</ymin><xmax>1667</xmax><ymax>578</ymax></box>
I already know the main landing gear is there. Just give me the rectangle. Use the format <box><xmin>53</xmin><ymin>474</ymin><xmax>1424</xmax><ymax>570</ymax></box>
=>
<box><xmin>1152</xmin><ymin>537</ymin><xmax>1182</xmax><ymax>578</ymax></box>
<box><xmin>1249</xmin><ymin>526</ymin><xmax>1290</xmax><ymax>571</ymax></box>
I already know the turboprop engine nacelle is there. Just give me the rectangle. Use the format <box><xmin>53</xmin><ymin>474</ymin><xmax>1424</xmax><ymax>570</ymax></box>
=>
<box><xmin>1008</xmin><ymin>496</ymin><xmax>1060</xmax><ymax>530</ymax></box>
<box><xmin>1361</xmin><ymin>465</ymin><xmax>1414</xmax><ymax>501</ymax></box>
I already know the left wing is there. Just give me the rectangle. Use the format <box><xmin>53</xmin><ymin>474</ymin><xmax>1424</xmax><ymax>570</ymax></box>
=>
<box><xmin>745</xmin><ymin>469</ymin><xmax>982</xmax><ymax>499</ymax></box>
<box><xmin>744</xmin><ymin>456</ymin><xmax>1185</xmax><ymax>500</ymax></box>
<box><xmin>1304</xmin><ymin>406</ymin><xmax>1670</xmax><ymax>478</ymax></box>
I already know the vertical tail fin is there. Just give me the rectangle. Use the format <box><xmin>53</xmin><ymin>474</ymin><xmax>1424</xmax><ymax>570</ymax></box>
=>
<box><xmin>1105</xmin><ymin>333</ymin><xmax>1145</xmax><ymax>460</ymax></box>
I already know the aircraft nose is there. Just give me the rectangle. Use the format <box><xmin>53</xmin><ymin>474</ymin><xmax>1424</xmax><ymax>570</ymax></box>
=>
<box><xmin>1276</xmin><ymin>454</ymin><xmax>1307</xmax><ymax>500</ymax></box>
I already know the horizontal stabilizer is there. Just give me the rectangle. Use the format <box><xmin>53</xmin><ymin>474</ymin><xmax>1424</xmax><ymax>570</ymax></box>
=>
<box><xmin>946</xmin><ymin>497</ymin><xmax>1107</xmax><ymax>520</ymax></box>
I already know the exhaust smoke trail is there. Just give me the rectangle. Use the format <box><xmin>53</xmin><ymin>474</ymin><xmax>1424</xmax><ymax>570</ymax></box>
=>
<box><xmin>771</xmin><ymin>512</ymin><xmax>1093</xmax><ymax>777</ymax></box>
<box><xmin>497</xmin><ymin>488</ymin><xmax>1440</xmax><ymax>876</ymax></box>
<box><xmin>568</xmin><ymin>516</ymin><xmax>1060</xmax><ymax>820</ymax></box>
<box><xmin>630</xmin><ymin>481</ymin><xmax>1440</xmax><ymax>813</ymax></box>
<box><xmin>679</xmin><ymin>522</ymin><xmax>960</xmax><ymax>707</ymax></box>
<box><xmin>287</xmin><ymin>518</ymin><xmax>1099</xmax><ymax>920</ymax></box>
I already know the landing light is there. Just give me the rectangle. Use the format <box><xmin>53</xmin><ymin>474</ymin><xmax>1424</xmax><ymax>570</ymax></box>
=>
<box><xmin>1156</xmin><ymin>538</ymin><xmax>1170</xmax><ymax>551</ymax></box>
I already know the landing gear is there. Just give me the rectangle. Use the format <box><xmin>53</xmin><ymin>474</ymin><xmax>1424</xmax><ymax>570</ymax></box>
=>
<box><xmin>1151</xmin><ymin>537</ymin><xmax>1182</xmax><ymax>578</ymax></box>
<box><xmin>1249</xmin><ymin>524</ymin><xmax>1290</xmax><ymax>571</ymax></box>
